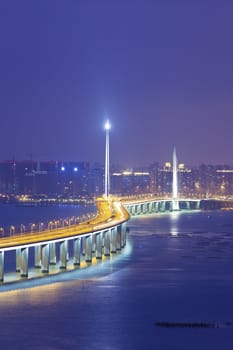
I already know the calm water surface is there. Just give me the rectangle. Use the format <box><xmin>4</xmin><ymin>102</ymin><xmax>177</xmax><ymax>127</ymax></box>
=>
<box><xmin>0</xmin><ymin>207</ymin><xmax>233</xmax><ymax>349</ymax></box>
<box><xmin>0</xmin><ymin>203</ymin><xmax>96</xmax><ymax>229</ymax></box>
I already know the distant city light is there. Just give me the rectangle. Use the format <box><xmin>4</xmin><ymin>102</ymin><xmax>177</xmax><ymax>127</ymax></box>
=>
<box><xmin>74</xmin><ymin>167</ymin><xmax>78</xmax><ymax>172</ymax></box>
<box><xmin>61</xmin><ymin>166</ymin><xmax>65</xmax><ymax>171</ymax></box>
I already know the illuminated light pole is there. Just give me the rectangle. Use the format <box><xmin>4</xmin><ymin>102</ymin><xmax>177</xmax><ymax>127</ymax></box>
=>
<box><xmin>10</xmin><ymin>225</ymin><xmax>15</xmax><ymax>236</ymax></box>
<box><xmin>104</xmin><ymin>119</ymin><xmax>111</xmax><ymax>197</ymax></box>
<box><xmin>20</xmin><ymin>224</ymin><xmax>26</xmax><ymax>234</ymax></box>
<box><xmin>31</xmin><ymin>223</ymin><xmax>36</xmax><ymax>233</ymax></box>
<box><xmin>172</xmin><ymin>146</ymin><xmax>180</xmax><ymax>211</ymax></box>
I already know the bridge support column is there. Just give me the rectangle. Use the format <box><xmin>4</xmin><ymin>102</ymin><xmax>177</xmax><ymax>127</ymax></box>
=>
<box><xmin>0</xmin><ymin>251</ymin><xmax>4</xmax><ymax>282</ymax></box>
<box><xmin>143</xmin><ymin>204</ymin><xmax>147</xmax><ymax>214</ymax></box>
<box><xmin>16</xmin><ymin>248</ymin><xmax>21</xmax><ymax>272</ymax></box>
<box><xmin>186</xmin><ymin>201</ymin><xmax>190</xmax><ymax>210</ymax></box>
<box><xmin>92</xmin><ymin>234</ymin><xmax>96</xmax><ymax>253</ymax></box>
<box><xmin>20</xmin><ymin>247</ymin><xmax>29</xmax><ymax>278</ymax></box>
<box><xmin>96</xmin><ymin>232</ymin><xmax>102</xmax><ymax>259</ymax></box>
<box><xmin>132</xmin><ymin>206</ymin><xmax>135</xmax><ymax>216</ymax></box>
<box><xmin>85</xmin><ymin>235</ymin><xmax>92</xmax><ymax>263</ymax></box>
<box><xmin>81</xmin><ymin>237</ymin><xmax>86</xmax><ymax>256</ymax></box>
<box><xmin>104</xmin><ymin>230</ymin><xmax>110</xmax><ymax>256</ymax></box>
<box><xmin>49</xmin><ymin>242</ymin><xmax>56</xmax><ymax>265</ymax></box>
<box><xmin>73</xmin><ymin>238</ymin><xmax>81</xmax><ymax>265</ymax></box>
<box><xmin>196</xmin><ymin>201</ymin><xmax>200</xmax><ymax>209</ymax></box>
<box><xmin>161</xmin><ymin>201</ymin><xmax>165</xmax><ymax>212</ymax></box>
<box><xmin>111</xmin><ymin>227</ymin><xmax>117</xmax><ymax>253</ymax></box>
<box><xmin>121</xmin><ymin>223</ymin><xmax>127</xmax><ymax>247</ymax></box>
<box><xmin>66</xmin><ymin>241</ymin><xmax>69</xmax><ymax>262</ymax></box>
<box><xmin>171</xmin><ymin>200</ymin><xmax>180</xmax><ymax>211</ymax></box>
<box><xmin>149</xmin><ymin>203</ymin><xmax>153</xmax><ymax>213</ymax></box>
<box><xmin>155</xmin><ymin>202</ymin><xmax>159</xmax><ymax>212</ymax></box>
<box><xmin>34</xmin><ymin>245</ymin><xmax>41</xmax><ymax>268</ymax></box>
<box><xmin>41</xmin><ymin>244</ymin><xmax>49</xmax><ymax>273</ymax></box>
<box><xmin>169</xmin><ymin>201</ymin><xmax>173</xmax><ymax>211</ymax></box>
<box><xmin>116</xmin><ymin>225</ymin><xmax>122</xmax><ymax>251</ymax></box>
<box><xmin>139</xmin><ymin>205</ymin><xmax>142</xmax><ymax>215</ymax></box>
<box><xmin>60</xmin><ymin>240</ymin><xmax>67</xmax><ymax>269</ymax></box>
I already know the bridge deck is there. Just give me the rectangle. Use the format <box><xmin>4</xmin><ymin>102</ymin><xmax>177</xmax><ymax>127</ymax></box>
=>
<box><xmin>0</xmin><ymin>198</ymin><xmax>130</xmax><ymax>250</ymax></box>
<box><xmin>122</xmin><ymin>196</ymin><xmax>200</xmax><ymax>205</ymax></box>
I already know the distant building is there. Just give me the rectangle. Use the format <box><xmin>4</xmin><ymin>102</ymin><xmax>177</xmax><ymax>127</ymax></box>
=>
<box><xmin>0</xmin><ymin>159</ymin><xmax>232</xmax><ymax>198</ymax></box>
<box><xmin>0</xmin><ymin>160</ymin><xmax>36</xmax><ymax>194</ymax></box>
<box><xmin>111</xmin><ymin>170</ymin><xmax>150</xmax><ymax>195</ymax></box>
<box><xmin>87</xmin><ymin>163</ymin><xmax>104</xmax><ymax>196</ymax></box>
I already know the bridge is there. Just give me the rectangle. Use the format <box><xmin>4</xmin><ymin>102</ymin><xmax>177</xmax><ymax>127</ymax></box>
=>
<box><xmin>1</xmin><ymin>193</ymin><xmax>232</xmax><ymax>284</ymax></box>
<box><xmin>0</xmin><ymin>197</ymin><xmax>130</xmax><ymax>283</ymax></box>
<box><xmin>123</xmin><ymin>197</ymin><xmax>201</xmax><ymax>216</ymax></box>
<box><xmin>0</xmin><ymin>192</ymin><xmax>203</xmax><ymax>284</ymax></box>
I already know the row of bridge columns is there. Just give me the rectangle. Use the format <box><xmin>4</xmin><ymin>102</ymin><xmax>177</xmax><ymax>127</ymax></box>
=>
<box><xmin>128</xmin><ymin>201</ymin><xmax>167</xmax><ymax>215</ymax></box>
<box><xmin>0</xmin><ymin>223</ymin><xmax>127</xmax><ymax>282</ymax></box>
<box><xmin>127</xmin><ymin>200</ymin><xmax>200</xmax><ymax>215</ymax></box>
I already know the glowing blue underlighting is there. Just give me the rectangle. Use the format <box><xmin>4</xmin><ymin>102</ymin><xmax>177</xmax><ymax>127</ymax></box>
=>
<box><xmin>74</xmin><ymin>167</ymin><xmax>78</xmax><ymax>172</ymax></box>
<box><xmin>61</xmin><ymin>166</ymin><xmax>65</xmax><ymax>171</ymax></box>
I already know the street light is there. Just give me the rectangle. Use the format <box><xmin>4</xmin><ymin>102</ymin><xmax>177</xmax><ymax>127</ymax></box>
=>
<box><xmin>20</xmin><ymin>224</ymin><xmax>26</xmax><ymax>234</ymax></box>
<box><xmin>48</xmin><ymin>221</ymin><xmax>53</xmax><ymax>230</ymax></box>
<box><xmin>104</xmin><ymin>119</ymin><xmax>111</xmax><ymax>197</ymax></box>
<box><xmin>10</xmin><ymin>225</ymin><xmax>15</xmax><ymax>236</ymax></box>
<box><xmin>0</xmin><ymin>227</ymin><xmax>4</xmax><ymax>237</ymax></box>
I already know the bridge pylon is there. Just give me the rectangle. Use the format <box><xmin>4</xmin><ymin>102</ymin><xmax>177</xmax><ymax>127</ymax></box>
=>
<box><xmin>172</xmin><ymin>147</ymin><xmax>180</xmax><ymax>211</ymax></box>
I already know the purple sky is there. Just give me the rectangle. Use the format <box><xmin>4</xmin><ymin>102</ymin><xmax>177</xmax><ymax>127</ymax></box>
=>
<box><xmin>0</xmin><ymin>0</ymin><xmax>232</xmax><ymax>167</ymax></box>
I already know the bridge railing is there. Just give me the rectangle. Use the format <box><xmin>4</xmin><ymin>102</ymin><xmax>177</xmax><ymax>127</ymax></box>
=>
<box><xmin>0</xmin><ymin>211</ymin><xmax>97</xmax><ymax>239</ymax></box>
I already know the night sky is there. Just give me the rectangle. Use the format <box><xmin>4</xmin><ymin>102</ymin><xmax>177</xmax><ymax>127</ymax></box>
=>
<box><xmin>0</xmin><ymin>1</ymin><xmax>232</xmax><ymax>167</ymax></box>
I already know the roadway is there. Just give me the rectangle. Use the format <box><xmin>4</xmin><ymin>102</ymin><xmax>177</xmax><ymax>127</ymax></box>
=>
<box><xmin>0</xmin><ymin>197</ymin><xmax>130</xmax><ymax>250</ymax></box>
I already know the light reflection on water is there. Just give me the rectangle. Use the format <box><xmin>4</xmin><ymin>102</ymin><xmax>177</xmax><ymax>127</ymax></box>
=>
<box><xmin>0</xmin><ymin>240</ymin><xmax>133</xmax><ymax>294</ymax></box>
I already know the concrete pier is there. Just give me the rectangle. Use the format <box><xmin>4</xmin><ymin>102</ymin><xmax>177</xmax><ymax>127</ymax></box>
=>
<box><xmin>116</xmin><ymin>225</ymin><xmax>122</xmax><ymax>251</ymax></box>
<box><xmin>49</xmin><ymin>242</ymin><xmax>56</xmax><ymax>265</ymax></box>
<box><xmin>111</xmin><ymin>227</ymin><xmax>117</xmax><ymax>253</ymax></box>
<box><xmin>96</xmin><ymin>232</ymin><xmax>102</xmax><ymax>259</ymax></box>
<box><xmin>66</xmin><ymin>240</ymin><xmax>69</xmax><ymax>261</ymax></box>
<box><xmin>73</xmin><ymin>238</ymin><xmax>81</xmax><ymax>265</ymax></box>
<box><xmin>104</xmin><ymin>230</ymin><xmax>110</xmax><ymax>256</ymax></box>
<box><xmin>122</xmin><ymin>223</ymin><xmax>127</xmax><ymax>247</ymax></box>
<box><xmin>60</xmin><ymin>240</ymin><xmax>67</xmax><ymax>269</ymax></box>
<box><xmin>0</xmin><ymin>251</ymin><xmax>4</xmax><ymax>281</ymax></box>
<box><xmin>81</xmin><ymin>236</ymin><xmax>86</xmax><ymax>256</ymax></box>
<box><xmin>41</xmin><ymin>244</ymin><xmax>49</xmax><ymax>273</ymax></box>
<box><xmin>20</xmin><ymin>247</ymin><xmax>29</xmax><ymax>277</ymax></box>
<box><xmin>34</xmin><ymin>245</ymin><xmax>41</xmax><ymax>268</ymax></box>
<box><xmin>92</xmin><ymin>234</ymin><xmax>96</xmax><ymax>253</ymax></box>
<box><xmin>16</xmin><ymin>247</ymin><xmax>22</xmax><ymax>272</ymax></box>
<box><xmin>85</xmin><ymin>235</ymin><xmax>92</xmax><ymax>263</ymax></box>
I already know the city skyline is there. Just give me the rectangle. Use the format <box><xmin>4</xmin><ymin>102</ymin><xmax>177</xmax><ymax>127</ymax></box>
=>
<box><xmin>0</xmin><ymin>1</ymin><xmax>233</xmax><ymax>167</ymax></box>
<box><xmin>0</xmin><ymin>156</ymin><xmax>232</xmax><ymax>169</ymax></box>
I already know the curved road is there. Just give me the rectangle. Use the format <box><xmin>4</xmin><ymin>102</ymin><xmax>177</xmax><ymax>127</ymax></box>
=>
<box><xmin>0</xmin><ymin>197</ymin><xmax>130</xmax><ymax>250</ymax></box>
